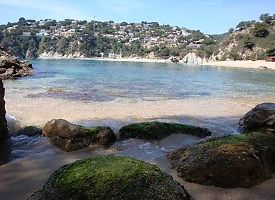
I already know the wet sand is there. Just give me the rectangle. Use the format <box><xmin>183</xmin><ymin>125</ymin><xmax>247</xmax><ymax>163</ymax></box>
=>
<box><xmin>5</xmin><ymin>95</ymin><xmax>273</xmax><ymax>134</ymax></box>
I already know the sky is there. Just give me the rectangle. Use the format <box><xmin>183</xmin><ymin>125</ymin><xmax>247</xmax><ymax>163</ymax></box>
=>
<box><xmin>0</xmin><ymin>0</ymin><xmax>274</xmax><ymax>34</ymax></box>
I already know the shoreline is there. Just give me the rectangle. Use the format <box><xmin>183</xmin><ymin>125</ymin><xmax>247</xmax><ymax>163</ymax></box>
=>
<box><xmin>37</xmin><ymin>57</ymin><xmax>275</xmax><ymax>70</ymax></box>
<box><xmin>204</xmin><ymin>60</ymin><xmax>275</xmax><ymax>70</ymax></box>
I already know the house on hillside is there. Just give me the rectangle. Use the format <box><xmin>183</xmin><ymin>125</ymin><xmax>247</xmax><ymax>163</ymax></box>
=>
<box><xmin>266</xmin><ymin>56</ymin><xmax>275</xmax><ymax>62</ymax></box>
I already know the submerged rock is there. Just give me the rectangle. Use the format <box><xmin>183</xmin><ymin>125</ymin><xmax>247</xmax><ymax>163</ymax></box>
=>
<box><xmin>0</xmin><ymin>47</ymin><xmax>32</xmax><ymax>79</ymax></box>
<box><xmin>239</xmin><ymin>103</ymin><xmax>275</xmax><ymax>133</ymax></box>
<box><xmin>168</xmin><ymin>132</ymin><xmax>275</xmax><ymax>188</ymax></box>
<box><xmin>119</xmin><ymin>121</ymin><xmax>211</xmax><ymax>141</ymax></box>
<box><xmin>42</xmin><ymin>119</ymin><xmax>116</xmax><ymax>152</ymax></box>
<box><xmin>17</xmin><ymin>126</ymin><xmax>42</xmax><ymax>137</ymax></box>
<box><xmin>28</xmin><ymin>156</ymin><xmax>192</xmax><ymax>200</ymax></box>
<box><xmin>0</xmin><ymin>80</ymin><xmax>8</xmax><ymax>141</ymax></box>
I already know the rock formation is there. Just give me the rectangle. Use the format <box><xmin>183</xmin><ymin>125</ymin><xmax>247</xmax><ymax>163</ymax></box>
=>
<box><xmin>0</xmin><ymin>47</ymin><xmax>32</xmax><ymax>79</ymax></box>
<box><xmin>181</xmin><ymin>53</ymin><xmax>206</xmax><ymax>65</ymax></box>
<box><xmin>28</xmin><ymin>156</ymin><xmax>192</xmax><ymax>200</ymax></box>
<box><xmin>239</xmin><ymin>103</ymin><xmax>275</xmax><ymax>133</ymax></box>
<box><xmin>0</xmin><ymin>79</ymin><xmax>8</xmax><ymax>141</ymax></box>
<box><xmin>119</xmin><ymin>121</ymin><xmax>211</xmax><ymax>141</ymax></box>
<box><xmin>42</xmin><ymin>119</ymin><xmax>116</xmax><ymax>152</ymax></box>
<box><xmin>168</xmin><ymin>132</ymin><xmax>275</xmax><ymax>188</ymax></box>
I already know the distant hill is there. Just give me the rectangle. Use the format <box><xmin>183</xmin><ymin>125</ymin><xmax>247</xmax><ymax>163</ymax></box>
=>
<box><xmin>213</xmin><ymin>13</ymin><xmax>275</xmax><ymax>61</ymax></box>
<box><xmin>0</xmin><ymin>13</ymin><xmax>274</xmax><ymax>61</ymax></box>
<box><xmin>0</xmin><ymin>18</ymin><xmax>213</xmax><ymax>60</ymax></box>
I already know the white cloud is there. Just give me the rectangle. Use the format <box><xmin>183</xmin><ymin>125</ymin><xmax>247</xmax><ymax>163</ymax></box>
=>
<box><xmin>0</xmin><ymin>0</ymin><xmax>87</xmax><ymax>19</ymax></box>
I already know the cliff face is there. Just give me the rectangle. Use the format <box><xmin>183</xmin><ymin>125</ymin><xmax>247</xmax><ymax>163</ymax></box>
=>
<box><xmin>0</xmin><ymin>79</ymin><xmax>8</xmax><ymax>141</ymax></box>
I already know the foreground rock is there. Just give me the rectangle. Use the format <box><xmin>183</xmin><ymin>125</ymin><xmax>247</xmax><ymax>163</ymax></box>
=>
<box><xmin>240</xmin><ymin>103</ymin><xmax>275</xmax><ymax>133</ymax></box>
<box><xmin>43</xmin><ymin>119</ymin><xmax>116</xmax><ymax>152</ymax></box>
<box><xmin>168</xmin><ymin>132</ymin><xmax>275</xmax><ymax>188</ymax></box>
<box><xmin>119</xmin><ymin>121</ymin><xmax>211</xmax><ymax>141</ymax></box>
<box><xmin>0</xmin><ymin>47</ymin><xmax>32</xmax><ymax>79</ymax></box>
<box><xmin>0</xmin><ymin>80</ymin><xmax>8</xmax><ymax>141</ymax></box>
<box><xmin>28</xmin><ymin>156</ymin><xmax>192</xmax><ymax>200</ymax></box>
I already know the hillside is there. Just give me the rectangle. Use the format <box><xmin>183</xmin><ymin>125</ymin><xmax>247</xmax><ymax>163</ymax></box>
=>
<box><xmin>213</xmin><ymin>14</ymin><xmax>275</xmax><ymax>61</ymax></box>
<box><xmin>0</xmin><ymin>18</ymin><xmax>216</xmax><ymax>60</ymax></box>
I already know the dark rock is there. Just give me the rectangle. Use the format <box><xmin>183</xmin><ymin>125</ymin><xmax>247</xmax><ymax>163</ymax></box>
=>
<box><xmin>42</xmin><ymin>119</ymin><xmax>116</xmax><ymax>152</ymax></box>
<box><xmin>168</xmin><ymin>132</ymin><xmax>275</xmax><ymax>188</ymax></box>
<box><xmin>0</xmin><ymin>47</ymin><xmax>32</xmax><ymax>79</ymax></box>
<box><xmin>96</xmin><ymin>127</ymin><xmax>117</xmax><ymax>146</ymax></box>
<box><xmin>119</xmin><ymin>121</ymin><xmax>211</xmax><ymax>141</ymax></box>
<box><xmin>0</xmin><ymin>80</ymin><xmax>8</xmax><ymax>141</ymax></box>
<box><xmin>28</xmin><ymin>156</ymin><xmax>192</xmax><ymax>200</ymax></box>
<box><xmin>239</xmin><ymin>103</ymin><xmax>275</xmax><ymax>133</ymax></box>
<box><xmin>17</xmin><ymin>126</ymin><xmax>42</xmax><ymax>137</ymax></box>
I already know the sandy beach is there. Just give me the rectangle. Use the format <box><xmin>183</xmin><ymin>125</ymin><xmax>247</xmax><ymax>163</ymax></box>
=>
<box><xmin>39</xmin><ymin>56</ymin><xmax>275</xmax><ymax>70</ymax></box>
<box><xmin>204</xmin><ymin>60</ymin><xmax>275</xmax><ymax>70</ymax></box>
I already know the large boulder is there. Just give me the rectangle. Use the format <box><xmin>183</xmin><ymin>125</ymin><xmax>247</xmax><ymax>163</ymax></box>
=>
<box><xmin>168</xmin><ymin>132</ymin><xmax>275</xmax><ymax>188</ymax></box>
<box><xmin>0</xmin><ymin>80</ymin><xmax>8</xmax><ymax>141</ymax></box>
<box><xmin>119</xmin><ymin>121</ymin><xmax>211</xmax><ymax>141</ymax></box>
<box><xmin>42</xmin><ymin>119</ymin><xmax>116</xmax><ymax>152</ymax></box>
<box><xmin>239</xmin><ymin>103</ymin><xmax>275</xmax><ymax>133</ymax></box>
<box><xmin>0</xmin><ymin>47</ymin><xmax>32</xmax><ymax>79</ymax></box>
<box><xmin>28</xmin><ymin>156</ymin><xmax>192</xmax><ymax>200</ymax></box>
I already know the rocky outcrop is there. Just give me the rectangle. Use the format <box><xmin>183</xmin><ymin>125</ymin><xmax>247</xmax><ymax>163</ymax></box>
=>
<box><xmin>42</xmin><ymin>119</ymin><xmax>116</xmax><ymax>152</ymax></box>
<box><xmin>17</xmin><ymin>126</ymin><xmax>42</xmax><ymax>137</ymax></box>
<box><xmin>166</xmin><ymin>56</ymin><xmax>179</xmax><ymax>63</ymax></box>
<box><xmin>0</xmin><ymin>80</ymin><xmax>8</xmax><ymax>141</ymax></box>
<box><xmin>28</xmin><ymin>156</ymin><xmax>192</xmax><ymax>200</ymax></box>
<box><xmin>0</xmin><ymin>47</ymin><xmax>32</xmax><ymax>79</ymax></box>
<box><xmin>168</xmin><ymin>132</ymin><xmax>275</xmax><ymax>188</ymax></box>
<box><xmin>181</xmin><ymin>53</ymin><xmax>206</xmax><ymax>65</ymax></box>
<box><xmin>119</xmin><ymin>121</ymin><xmax>211</xmax><ymax>141</ymax></box>
<box><xmin>239</xmin><ymin>103</ymin><xmax>275</xmax><ymax>133</ymax></box>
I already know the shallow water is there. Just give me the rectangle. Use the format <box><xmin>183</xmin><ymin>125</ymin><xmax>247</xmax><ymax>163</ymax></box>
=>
<box><xmin>4</xmin><ymin>59</ymin><xmax>275</xmax><ymax>102</ymax></box>
<box><xmin>2</xmin><ymin>60</ymin><xmax>275</xmax><ymax>164</ymax></box>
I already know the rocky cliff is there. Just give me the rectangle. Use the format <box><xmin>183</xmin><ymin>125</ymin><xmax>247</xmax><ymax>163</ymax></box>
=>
<box><xmin>0</xmin><ymin>47</ymin><xmax>32</xmax><ymax>79</ymax></box>
<box><xmin>0</xmin><ymin>80</ymin><xmax>8</xmax><ymax>141</ymax></box>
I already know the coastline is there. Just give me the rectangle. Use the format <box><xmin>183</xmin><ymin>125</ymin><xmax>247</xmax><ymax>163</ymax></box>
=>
<box><xmin>37</xmin><ymin>56</ymin><xmax>168</xmax><ymax>64</ymax></box>
<box><xmin>38</xmin><ymin>56</ymin><xmax>275</xmax><ymax>70</ymax></box>
<box><xmin>203</xmin><ymin>60</ymin><xmax>275</xmax><ymax>70</ymax></box>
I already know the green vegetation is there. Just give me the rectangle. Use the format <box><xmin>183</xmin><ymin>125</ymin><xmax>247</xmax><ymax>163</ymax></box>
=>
<box><xmin>215</xmin><ymin>13</ymin><xmax>275</xmax><ymax>61</ymax></box>
<box><xmin>29</xmin><ymin>156</ymin><xmax>191</xmax><ymax>200</ymax></box>
<box><xmin>0</xmin><ymin>18</ymin><xmax>217</xmax><ymax>59</ymax></box>
<box><xmin>253</xmin><ymin>22</ymin><xmax>269</xmax><ymax>37</ymax></box>
<box><xmin>119</xmin><ymin>121</ymin><xmax>211</xmax><ymax>141</ymax></box>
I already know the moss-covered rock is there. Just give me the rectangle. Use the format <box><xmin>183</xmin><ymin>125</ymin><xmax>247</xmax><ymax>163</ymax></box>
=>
<box><xmin>43</xmin><ymin>119</ymin><xmax>116</xmax><ymax>152</ymax></box>
<box><xmin>28</xmin><ymin>156</ymin><xmax>192</xmax><ymax>200</ymax></box>
<box><xmin>119</xmin><ymin>121</ymin><xmax>211</xmax><ymax>141</ymax></box>
<box><xmin>168</xmin><ymin>132</ymin><xmax>275</xmax><ymax>188</ymax></box>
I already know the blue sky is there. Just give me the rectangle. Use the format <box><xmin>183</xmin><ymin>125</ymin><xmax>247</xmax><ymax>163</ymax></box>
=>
<box><xmin>0</xmin><ymin>0</ymin><xmax>274</xmax><ymax>34</ymax></box>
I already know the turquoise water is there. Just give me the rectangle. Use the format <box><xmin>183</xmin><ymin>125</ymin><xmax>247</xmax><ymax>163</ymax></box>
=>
<box><xmin>2</xmin><ymin>60</ymin><xmax>275</xmax><ymax>164</ymax></box>
<box><xmin>4</xmin><ymin>59</ymin><xmax>275</xmax><ymax>102</ymax></box>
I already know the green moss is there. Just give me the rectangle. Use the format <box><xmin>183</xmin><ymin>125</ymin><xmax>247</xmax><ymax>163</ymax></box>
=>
<box><xmin>80</xmin><ymin>126</ymin><xmax>102</xmax><ymax>142</ymax></box>
<box><xmin>119</xmin><ymin>121</ymin><xmax>211</xmax><ymax>141</ymax></box>
<box><xmin>30</xmin><ymin>156</ymin><xmax>191</xmax><ymax>200</ymax></box>
<box><xmin>204</xmin><ymin>132</ymin><xmax>275</xmax><ymax>148</ymax></box>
